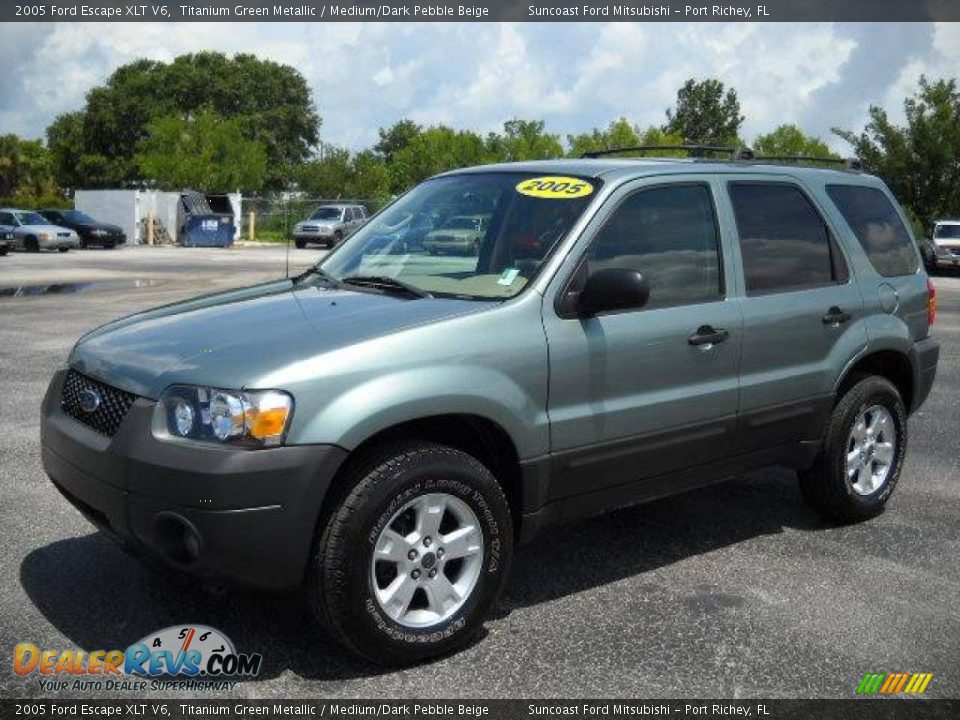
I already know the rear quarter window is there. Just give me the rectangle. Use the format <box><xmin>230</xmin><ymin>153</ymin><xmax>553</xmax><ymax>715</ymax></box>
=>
<box><xmin>826</xmin><ymin>185</ymin><xmax>919</xmax><ymax>277</ymax></box>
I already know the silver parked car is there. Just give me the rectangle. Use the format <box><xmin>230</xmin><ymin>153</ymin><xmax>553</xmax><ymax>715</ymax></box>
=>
<box><xmin>293</xmin><ymin>204</ymin><xmax>367</xmax><ymax>249</ymax></box>
<box><xmin>0</xmin><ymin>208</ymin><xmax>80</xmax><ymax>252</ymax></box>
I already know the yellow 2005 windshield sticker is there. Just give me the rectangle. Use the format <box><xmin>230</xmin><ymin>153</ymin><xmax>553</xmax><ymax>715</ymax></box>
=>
<box><xmin>516</xmin><ymin>176</ymin><xmax>594</xmax><ymax>199</ymax></box>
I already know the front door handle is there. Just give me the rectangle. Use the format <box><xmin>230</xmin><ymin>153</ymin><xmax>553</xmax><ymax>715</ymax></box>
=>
<box><xmin>822</xmin><ymin>306</ymin><xmax>852</xmax><ymax>326</ymax></box>
<box><xmin>688</xmin><ymin>325</ymin><xmax>730</xmax><ymax>346</ymax></box>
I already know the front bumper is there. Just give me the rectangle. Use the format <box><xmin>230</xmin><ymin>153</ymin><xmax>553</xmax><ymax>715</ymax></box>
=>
<box><xmin>933</xmin><ymin>244</ymin><xmax>960</xmax><ymax>267</ymax></box>
<box><xmin>294</xmin><ymin>231</ymin><xmax>337</xmax><ymax>244</ymax></box>
<box><xmin>40</xmin><ymin>369</ymin><xmax>347</xmax><ymax>590</ymax></box>
<box><xmin>38</xmin><ymin>236</ymin><xmax>80</xmax><ymax>250</ymax></box>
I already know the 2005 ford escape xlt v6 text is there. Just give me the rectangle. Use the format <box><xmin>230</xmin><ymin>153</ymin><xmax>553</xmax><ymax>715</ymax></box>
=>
<box><xmin>41</xmin><ymin>149</ymin><xmax>939</xmax><ymax>665</ymax></box>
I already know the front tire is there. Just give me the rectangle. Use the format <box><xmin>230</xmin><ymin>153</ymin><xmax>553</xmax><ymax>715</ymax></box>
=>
<box><xmin>799</xmin><ymin>375</ymin><xmax>907</xmax><ymax>522</ymax></box>
<box><xmin>58</xmin><ymin>247</ymin><xmax>70</xmax><ymax>253</ymax></box>
<box><xmin>25</xmin><ymin>237</ymin><xmax>39</xmax><ymax>253</ymax></box>
<box><xmin>310</xmin><ymin>442</ymin><xmax>513</xmax><ymax>665</ymax></box>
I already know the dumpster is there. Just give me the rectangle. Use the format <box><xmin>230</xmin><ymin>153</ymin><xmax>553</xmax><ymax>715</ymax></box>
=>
<box><xmin>178</xmin><ymin>191</ymin><xmax>235</xmax><ymax>247</ymax></box>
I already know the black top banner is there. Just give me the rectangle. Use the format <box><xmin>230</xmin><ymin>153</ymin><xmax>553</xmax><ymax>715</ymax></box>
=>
<box><xmin>4</xmin><ymin>0</ymin><xmax>960</xmax><ymax>22</ymax></box>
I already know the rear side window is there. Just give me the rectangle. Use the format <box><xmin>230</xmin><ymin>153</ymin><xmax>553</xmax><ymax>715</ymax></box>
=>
<box><xmin>827</xmin><ymin>185</ymin><xmax>919</xmax><ymax>277</ymax></box>
<box><xmin>587</xmin><ymin>183</ymin><xmax>722</xmax><ymax>310</ymax></box>
<box><xmin>729</xmin><ymin>182</ymin><xmax>847</xmax><ymax>294</ymax></box>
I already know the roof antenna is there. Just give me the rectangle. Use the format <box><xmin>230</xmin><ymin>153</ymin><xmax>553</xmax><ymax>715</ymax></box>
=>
<box><xmin>284</xmin><ymin>199</ymin><xmax>291</xmax><ymax>280</ymax></box>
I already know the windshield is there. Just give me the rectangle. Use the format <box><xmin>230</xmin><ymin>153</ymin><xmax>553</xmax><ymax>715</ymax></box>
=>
<box><xmin>318</xmin><ymin>172</ymin><xmax>599</xmax><ymax>300</ymax></box>
<box><xmin>15</xmin><ymin>211</ymin><xmax>46</xmax><ymax>226</ymax></box>
<box><xmin>62</xmin><ymin>210</ymin><xmax>96</xmax><ymax>224</ymax></box>
<box><xmin>311</xmin><ymin>207</ymin><xmax>344</xmax><ymax>221</ymax></box>
<box><xmin>934</xmin><ymin>224</ymin><xmax>960</xmax><ymax>239</ymax></box>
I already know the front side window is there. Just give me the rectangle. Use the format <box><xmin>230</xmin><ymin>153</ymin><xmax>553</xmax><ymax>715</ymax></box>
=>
<box><xmin>318</xmin><ymin>172</ymin><xmax>599</xmax><ymax>300</ymax></box>
<box><xmin>730</xmin><ymin>183</ymin><xmax>846</xmax><ymax>294</ymax></box>
<box><xmin>827</xmin><ymin>185</ymin><xmax>919</xmax><ymax>277</ymax></box>
<box><xmin>584</xmin><ymin>184</ymin><xmax>722</xmax><ymax>310</ymax></box>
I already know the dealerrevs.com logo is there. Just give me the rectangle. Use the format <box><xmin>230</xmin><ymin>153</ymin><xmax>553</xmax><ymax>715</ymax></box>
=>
<box><xmin>13</xmin><ymin>625</ymin><xmax>262</xmax><ymax>692</ymax></box>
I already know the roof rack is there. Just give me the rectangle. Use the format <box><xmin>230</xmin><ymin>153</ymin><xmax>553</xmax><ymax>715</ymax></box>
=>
<box><xmin>580</xmin><ymin>145</ymin><xmax>863</xmax><ymax>171</ymax></box>
<box><xmin>751</xmin><ymin>155</ymin><xmax>863</xmax><ymax>171</ymax></box>
<box><xmin>581</xmin><ymin>144</ymin><xmax>752</xmax><ymax>159</ymax></box>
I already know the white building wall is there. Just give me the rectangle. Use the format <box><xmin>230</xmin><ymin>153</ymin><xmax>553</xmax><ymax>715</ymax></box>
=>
<box><xmin>74</xmin><ymin>190</ymin><xmax>142</xmax><ymax>244</ymax></box>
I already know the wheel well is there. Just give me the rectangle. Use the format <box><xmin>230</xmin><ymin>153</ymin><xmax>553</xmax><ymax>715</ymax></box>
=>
<box><xmin>331</xmin><ymin>415</ymin><xmax>524</xmax><ymax>531</ymax></box>
<box><xmin>840</xmin><ymin>351</ymin><xmax>914</xmax><ymax>411</ymax></box>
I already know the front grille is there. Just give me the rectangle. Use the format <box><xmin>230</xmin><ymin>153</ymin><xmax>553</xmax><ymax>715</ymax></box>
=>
<box><xmin>61</xmin><ymin>370</ymin><xmax>137</xmax><ymax>437</ymax></box>
<box><xmin>301</xmin><ymin>225</ymin><xmax>320</xmax><ymax>232</ymax></box>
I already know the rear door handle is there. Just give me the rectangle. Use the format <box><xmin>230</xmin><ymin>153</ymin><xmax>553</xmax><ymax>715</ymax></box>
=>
<box><xmin>688</xmin><ymin>325</ymin><xmax>730</xmax><ymax>346</ymax></box>
<box><xmin>822</xmin><ymin>306</ymin><xmax>852</xmax><ymax>326</ymax></box>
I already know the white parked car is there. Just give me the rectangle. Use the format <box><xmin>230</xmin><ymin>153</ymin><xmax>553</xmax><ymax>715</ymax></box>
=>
<box><xmin>928</xmin><ymin>219</ymin><xmax>960</xmax><ymax>273</ymax></box>
<box><xmin>0</xmin><ymin>208</ymin><xmax>80</xmax><ymax>252</ymax></box>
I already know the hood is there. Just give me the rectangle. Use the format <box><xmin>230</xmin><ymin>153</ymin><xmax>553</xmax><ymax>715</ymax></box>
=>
<box><xmin>19</xmin><ymin>224</ymin><xmax>76</xmax><ymax>236</ymax></box>
<box><xmin>70</xmin><ymin>279</ymin><xmax>492</xmax><ymax>399</ymax></box>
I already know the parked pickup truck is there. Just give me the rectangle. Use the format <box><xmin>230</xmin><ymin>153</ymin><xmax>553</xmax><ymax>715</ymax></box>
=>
<box><xmin>42</xmin><ymin>150</ymin><xmax>939</xmax><ymax>666</ymax></box>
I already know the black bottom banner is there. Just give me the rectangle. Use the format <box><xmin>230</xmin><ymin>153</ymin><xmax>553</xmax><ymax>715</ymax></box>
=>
<box><xmin>4</xmin><ymin>699</ymin><xmax>958</xmax><ymax>720</ymax></box>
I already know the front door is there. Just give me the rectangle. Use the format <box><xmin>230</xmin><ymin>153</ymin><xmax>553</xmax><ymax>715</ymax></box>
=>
<box><xmin>542</xmin><ymin>179</ymin><xmax>742</xmax><ymax>501</ymax></box>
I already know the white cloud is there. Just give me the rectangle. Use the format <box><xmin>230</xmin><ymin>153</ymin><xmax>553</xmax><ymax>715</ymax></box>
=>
<box><xmin>0</xmin><ymin>21</ymin><xmax>951</xmax><ymax>153</ymax></box>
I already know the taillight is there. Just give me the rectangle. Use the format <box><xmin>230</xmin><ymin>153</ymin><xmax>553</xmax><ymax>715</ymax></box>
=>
<box><xmin>927</xmin><ymin>278</ymin><xmax>937</xmax><ymax>326</ymax></box>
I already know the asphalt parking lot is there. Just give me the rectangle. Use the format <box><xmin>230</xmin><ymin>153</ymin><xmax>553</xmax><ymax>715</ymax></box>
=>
<box><xmin>1</xmin><ymin>246</ymin><xmax>958</xmax><ymax>700</ymax></box>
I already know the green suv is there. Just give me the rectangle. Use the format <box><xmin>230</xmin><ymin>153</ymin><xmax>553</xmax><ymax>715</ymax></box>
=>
<box><xmin>41</xmin><ymin>151</ymin><xmax>939</xmax><ymax>665</ymax></box>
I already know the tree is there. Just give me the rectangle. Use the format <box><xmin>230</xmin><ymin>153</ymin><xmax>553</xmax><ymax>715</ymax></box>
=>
<box><xmin>834</xmin><ymin>76</ymin><xmax>960</xmax><ymax>233</ymax></box>
<box><xmin>296</xmin><ymin>146</ymin><xmax>353</xmax><ymax>198</ymax></box>
<box><xmin>486</xmin><ymin>119</ymin><xmax>563</xmax><ymax>162</ymax></box>
<box><xmin>566</xmin><ymin>120</ymin><xmax>684</xmax><ymax>157</ymax></box>
<box><xmin>389</xmin><ymin>126</ymin><xmax>492</xmax><ymax>193</ymax></box>
<box><xmin>136</xmin><ymin>110</ymin><xmax>268</xmax><ymax>192</ymax></box>
<box><xmin>754</xmin><ymin>124</ymin><xmax>839</xmax><ymax>160</ymax></box>
<box><xmin>0</xmin><ymin>134</ymin><xmax>61</xmax><ymax>205</ymax></box>
<box><xmin>374</xmin><ymin>120</ymin><xmax>423</xmax><ymax>163</ymax></box>
<box><xmin>47</xmin><ymin>52</ymin><xmax>319</xmax><ymax>189</ymax></box>
<box><xmin>664</xmin><ymin>78</ymin><xmax>744</xmax><ymax>145</ymax></box>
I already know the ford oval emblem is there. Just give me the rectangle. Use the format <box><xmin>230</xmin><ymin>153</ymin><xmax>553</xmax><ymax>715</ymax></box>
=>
<box><xmin>78</xmin><ymin>388</ymin><xmax>102</xmax><ymax>413</ymax></box>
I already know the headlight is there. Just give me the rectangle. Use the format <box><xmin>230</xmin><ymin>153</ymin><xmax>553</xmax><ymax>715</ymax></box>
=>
<box><xmin>38</xmin><ymin>232</ymin><xmax>53</xmax><ymax>241</ymax></box>
<box><xmin>154</xmin><ymin>385</ymin><xmax>293</xmax><ymax>448</ymax></box>
<box><xmin>319</xmin><ymin>225</ymin><xmax>331</xmax><ymax>233</ymax></box>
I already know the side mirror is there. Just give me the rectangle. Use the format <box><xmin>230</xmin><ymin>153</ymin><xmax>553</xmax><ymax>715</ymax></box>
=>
<box><xmin>576</xmin><ymin>268</ymin><xmax>650</xmax><ymax>316</ymax></box>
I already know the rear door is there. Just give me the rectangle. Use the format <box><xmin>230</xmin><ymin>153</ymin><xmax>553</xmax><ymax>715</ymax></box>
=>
<box><xmin>721</xmin><ymin>178</ymin><xmax>868</xmax><ymax>452</ymax></box>
<box><xmin>542</xmin><ymin>178</ymin><xmax>743</xmax><ymax>500</ymax></box>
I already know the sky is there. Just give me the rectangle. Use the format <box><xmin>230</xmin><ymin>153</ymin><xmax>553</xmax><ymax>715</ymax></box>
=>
<box><xmin>1</xmin><ymin>22</ymin><xmax>958</xmax><ymax>153</ymax></box>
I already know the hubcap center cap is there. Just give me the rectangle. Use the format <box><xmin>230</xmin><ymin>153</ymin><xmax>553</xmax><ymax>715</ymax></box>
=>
<box><xmin>421</xmin><ymin>552</ymin><xmax>436</xmax><ymax>570</ymax></box>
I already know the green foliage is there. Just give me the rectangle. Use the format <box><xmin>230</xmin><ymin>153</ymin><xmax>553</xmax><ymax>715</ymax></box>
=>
<box><xmin>0</xmin><ymin>134</ymin><xmax>65</xmax><ymax>207</ymax></box>
<box><xmin>754</xmin><ymin>124</ymin><xmax>839</xmax><ymax>161</ymax></box>
<box><xmin>46</xmin><ymin>52</ymin><xmax>319</xmax><ymax>190</ymax></box>
<box><xmin>834</xmin><ymin>76</ymin><xmax>960</xmax><ymax>234</ymax></box>
<box><xmin>566</xmin><ymin>120</ymin><xmax>685</xmax><ymax>157</ymax></box>
<box><xmin>136</xmin><ymin>110</ymin><xmax>268</xmax><ymax>192</ymax></box>
<box><xmin>664</xmin><ymin>78</ymin><xmax>744</xmax><ymax>145</ymax></box>
<box><xmin>485</xmin><ymin>119</ymin><xmax>563</xmax><ymax>162</ymax></box>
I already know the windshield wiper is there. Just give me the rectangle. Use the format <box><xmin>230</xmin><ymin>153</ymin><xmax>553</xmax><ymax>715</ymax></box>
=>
<box><xmin>341</xmin><ymin>275</ymin><xmax>432</xmax><ymax>299</ymax></box>
<box><xmin>294</xmin><ymin>265</ymin><xmax>341</xmax><ymax>287</ymax></box>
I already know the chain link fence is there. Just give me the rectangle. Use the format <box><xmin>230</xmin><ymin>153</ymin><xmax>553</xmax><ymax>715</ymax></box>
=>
<box><xmin>239</xmin><ymin>197</ymin><xmax>386</xmax><ymax>244</ymax></box>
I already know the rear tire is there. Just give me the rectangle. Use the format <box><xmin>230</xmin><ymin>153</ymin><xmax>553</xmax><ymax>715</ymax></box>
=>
<box><xmin>309</xmin><ymin>441</ymin><xmax>513</xmax><ymax>666</ymax></box>
<box><xmin>799</xmin><ymin>375</ymin><xmax>907</xmax><ymax>522</ymax></box>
